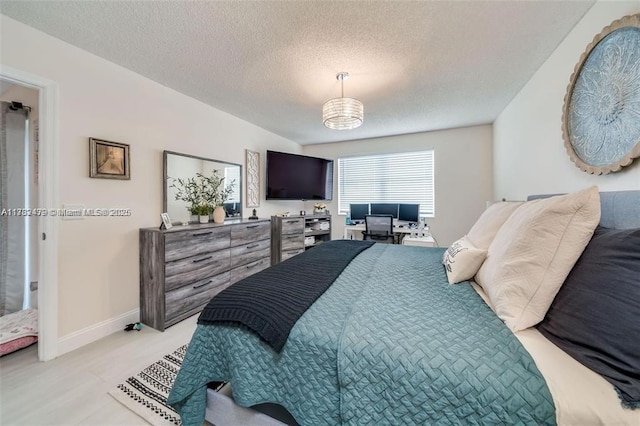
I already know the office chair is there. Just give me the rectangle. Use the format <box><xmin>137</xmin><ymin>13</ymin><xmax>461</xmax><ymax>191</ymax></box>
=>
<box><xmin>362</xmin><ymin>214</ymin><xmax>395</xmax><ymax>244</ymax></box>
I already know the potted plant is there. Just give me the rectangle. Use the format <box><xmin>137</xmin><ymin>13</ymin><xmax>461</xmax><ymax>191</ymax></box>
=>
<box><xmin>169</xmin><ymin>175</ymin><xmax>204</xmax><ymax>221</ymax></box>
<box><xmin>170</xmin><ymin>170</ymin><xmax>236</xmax><ymax>224</ymax></box>
<box><xmin>199</xmin><ymin>170</ymin><xmax>236</xmax><ymax>224</ymax></box>
<box><xmin>193</xmin><ymin>204</ymin><xmax>213</xmax><ymax>223</ymax></box>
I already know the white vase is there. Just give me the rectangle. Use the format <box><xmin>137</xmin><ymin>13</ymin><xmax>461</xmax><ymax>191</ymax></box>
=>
<box><xmin>314</xmin><ymin>208</ymin><xmax>325</xmax><ymax>215</ymax></box>
<box><xmin>213</xmin><ymin>206</ymin><xmax>226</xmax><ymax>224</ymax></box>
<box><xmin>199</xmin><ymin>215</ymin><xmax>209</xmax><ymax>224</ymax></box>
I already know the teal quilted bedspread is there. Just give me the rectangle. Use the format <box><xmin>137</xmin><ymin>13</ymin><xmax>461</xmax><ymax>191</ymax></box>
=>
<box><xmin>168</xmin><ymin>244</ymin><xmax>555</xmax><ymax>425</ymax></box>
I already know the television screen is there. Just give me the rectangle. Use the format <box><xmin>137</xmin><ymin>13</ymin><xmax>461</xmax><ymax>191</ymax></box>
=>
<box><xmin>370</xmin><ymin>203</ymin><xmax>399</xmax><ymax>218</ymax></box>
<box><xmin>398</xmin><ymin>203</ymin><xmax>420</xmax><ymax>223</ymax></box>
<box><xmin>349</xmin><ymin>204</ymin><xmax>369</xmax><ymax>222</ymax></box>
<box><xmin>266</xmin><ymin>151</ymin><xmax>334</xmax><ymax>200</ymax></box>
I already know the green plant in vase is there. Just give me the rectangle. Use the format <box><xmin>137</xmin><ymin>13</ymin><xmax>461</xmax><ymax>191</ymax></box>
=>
<box><xmin>199</xmin><ymin>170</ymin><xmax>236</xmax><ymax>224</ymax></box>
<box><xmin>192</xmin><ymin>204</ymin><xmax>212</xmax><ymax>216</ymax></box>
<box><xmin>169</xmin><ymin>175</ymin><xmax>204</xmax><ymax>219</ymax></box>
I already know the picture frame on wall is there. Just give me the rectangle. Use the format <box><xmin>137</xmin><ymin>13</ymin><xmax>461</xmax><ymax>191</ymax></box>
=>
<box><xmin>89</xmin><ymin>137</ymin><xmax>130</xmax><ymax>180</ymax></box>
<box><xmin>246</xmin><ymin>149</ymin><xmax>260</xmax><ymax>207</ymax></box>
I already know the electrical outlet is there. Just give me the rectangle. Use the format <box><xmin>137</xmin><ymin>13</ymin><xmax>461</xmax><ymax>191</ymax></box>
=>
<box><xmin>30</xmin><ymin>281</ymin><xmax>38</xmax><ymax>291</ymax></box>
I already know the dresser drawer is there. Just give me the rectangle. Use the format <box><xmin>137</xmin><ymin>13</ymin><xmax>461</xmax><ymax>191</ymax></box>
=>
<box><xmin>231</xmin><ymin>221</ymin><xmax>270</xmax><ymax>247</ymax></box>
<box><xmin>281</xmin><ymin>248</ymin><xmax>304</xmax><ymax>261</ymax></box>
<box><xmin>280</xmin><ymin>218</ymin><xmax>304</xmax><ymax>235</ymax></box>
<box><xmin>165</xmin><ymin>227</ymin><xmax>230</xmax><ymax>262</ymax></box>
<box><xmin>165</xmin><ymin>272</ymin><xmax>230</xmax><ymax>324</ymax></box>
<box><xmin>165</xmin><ymin>249</ymin><xmax>230</xmax><ymax>291</ymax></box>
<box><xmin>230</xmin><ymin>257</ymin><xmax>270</xmax><ymax>284</ymax></box>
<box><xmin>230</xmin><ymin>239</ymin><xmax>270</xmax><ymax>268</ymax></box>
<box><xmin>281</xmin><ymin>233</ymin><xmax>304</xmax><ymax>251</ymax></box>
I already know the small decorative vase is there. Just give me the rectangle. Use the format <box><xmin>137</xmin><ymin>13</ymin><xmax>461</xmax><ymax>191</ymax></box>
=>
<box><xmin>213</xmin><ymin>206</ymin><xmax>225</xmax><ymax>224</ymax></box>
<box><xmin>199</xmin><ymin>215</ymin><xmax>209</xmax><ymax>224</ymax></box>
<box><xmin>190</xmin><ymin>214</ymin><xmax>198</xmax><ymax>223</ymax></box>
<box><xmin>314</xmin><ymin>208</ymin><xmax>325</xmax><ymax>215</ymax></box>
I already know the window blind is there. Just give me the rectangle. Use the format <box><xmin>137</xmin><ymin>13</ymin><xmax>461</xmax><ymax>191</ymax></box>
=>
<box><xmin>337</xmin><ymin>150</ymin><xmax>435</xmax><ymax>217</ymax></box>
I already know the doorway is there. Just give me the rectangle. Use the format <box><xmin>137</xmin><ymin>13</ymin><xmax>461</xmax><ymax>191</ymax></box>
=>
<box><xmin>1</xmin><ymin>91</ymin><xmax>38</xmax><ymax>302</ymax></box>
<box><xmin>0</xmin><ymin>67</ymin><xmax>59</xmax><ymax>361</ymax></box>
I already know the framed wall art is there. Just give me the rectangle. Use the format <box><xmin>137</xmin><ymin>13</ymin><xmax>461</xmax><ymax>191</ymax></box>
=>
<box><xmin>562</xmin><ymin>14</ymin><xmax>640</xmax><ymax>175</ymax></box>
<box><xmin>89</xmin><ymin>137</ymin><xmax>130</xmax><ymax>180</ymax></box>
<box><xmin>246</xmin><ymin>149</ymin><xmax>260</xmax><ymax>207</ymax></box>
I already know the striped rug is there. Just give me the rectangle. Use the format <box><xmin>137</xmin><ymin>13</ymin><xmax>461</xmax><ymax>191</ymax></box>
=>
<box><xmin>109</xmin><ymin>344</ymin><xmax>224</xmax><ymax>426</ymax></box>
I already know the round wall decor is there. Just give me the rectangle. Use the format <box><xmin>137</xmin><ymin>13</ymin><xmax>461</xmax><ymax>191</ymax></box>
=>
<box><xmin>562</xmin><ymin>14</ymin><xmax>640</xmax><ymax>175</ymax></box>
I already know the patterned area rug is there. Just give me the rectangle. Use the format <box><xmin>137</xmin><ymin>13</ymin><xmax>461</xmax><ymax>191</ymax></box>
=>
<box><xmin>109</xmin><ymin>344</ymin><xmax>224</xmax><ymax>426</ymax></box>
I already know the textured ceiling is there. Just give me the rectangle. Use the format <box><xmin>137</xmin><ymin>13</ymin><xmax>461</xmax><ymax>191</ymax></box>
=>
<box><xmin>1</xmin><ymin>1</ymin><xmax>594</xmax><ymax>145</ymax></box>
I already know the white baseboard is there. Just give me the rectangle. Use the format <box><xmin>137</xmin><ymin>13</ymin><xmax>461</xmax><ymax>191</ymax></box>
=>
<box><xmin>57</xmin><ymin>309</ymin><xmax>140</xmax><ymax>356</ymax></box>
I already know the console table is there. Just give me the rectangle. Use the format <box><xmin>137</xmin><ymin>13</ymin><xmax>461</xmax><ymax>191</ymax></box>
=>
<box><xmin>139</xmin><ymin>218</ymin><xmax>270</xmax><ymax>331</ymax></box>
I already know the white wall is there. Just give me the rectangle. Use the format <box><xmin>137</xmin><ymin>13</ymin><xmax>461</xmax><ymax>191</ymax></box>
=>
<box><xmin>1</xmin><ymin>15</ymin><xmax>303</xmax><ymax>344</ymax></box>
<box><xmin>303</xmin><ymin>125</ymin><xmax>494</xmax><ymax>247</ymax></box>
<box><xmin>494</xmin><ymin>1</ymin><xmax>640</xmax><ymax>199</ymax></box>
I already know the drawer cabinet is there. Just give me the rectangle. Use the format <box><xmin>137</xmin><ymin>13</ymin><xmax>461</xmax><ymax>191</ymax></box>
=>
<box><xmin>164</xmin><ymin>227</ymin><xmax>229</xmax><ymax>261</ymax></box>
<box><xmin>229</xmin><ymin>220</ymin><xmax>271</xmax><ymax>284</ymax></box>
<box><xmin>164</xmin><ymin>248</ymin><xmax>230</xmax><ymax>291</ymax></box>
<box><xmin>165</xmin><ymin>272</ymin><xmax>230</xmax><ymax>325</ymax></box>
<box><xmin>271</xmin><ymin>214</ymin><xmax>331</xmax><ymax>264</ymax></box>
<box><xmin>140</xmin><ymin>218</ymin><xmax>271</xmax><ymax>331</ymax></box>
<box><xmin>230</xmin><ymin>238</ymin><xmax>270</xmax><ymax>269</ymax></box>
<box><xmin>230</xmin><ymin>257</ymin><xmax>270</xmax><ymax>284</ymax></box>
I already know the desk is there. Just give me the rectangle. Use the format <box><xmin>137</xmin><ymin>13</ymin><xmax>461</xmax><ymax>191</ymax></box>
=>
<box><xmin>343</xmin><ymin>224</ymin><xmax>414</xmax><ymax>241</ymax></box>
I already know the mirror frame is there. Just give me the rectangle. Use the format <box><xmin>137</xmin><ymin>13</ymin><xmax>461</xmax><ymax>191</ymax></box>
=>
<box><xmin>163</xmin><ymin>150</ymin><xmax>243</xmax><ymax>222</ymax></box>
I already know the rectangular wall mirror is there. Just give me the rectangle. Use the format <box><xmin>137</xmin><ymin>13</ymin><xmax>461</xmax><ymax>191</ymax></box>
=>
<box><xmin>163</xmin><ymin>150</ymin><xmax>243</xmax><ymax>224</ymax></box>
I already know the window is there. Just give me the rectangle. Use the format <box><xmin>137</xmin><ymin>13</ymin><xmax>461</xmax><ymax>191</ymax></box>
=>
<box><xmin>338</xmin><ymin>150</ymin><xmax>435</xmax><ymax>217</ymax></box>
<box><xmin>224</xmin><ymin>166</ymin><xmax>241</xmax><ymax>203</ymax></box>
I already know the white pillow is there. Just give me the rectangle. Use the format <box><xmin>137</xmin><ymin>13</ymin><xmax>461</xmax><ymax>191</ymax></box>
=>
<box><xmin>442</xmin><ymin>236</ymin><xmax>488</xmax><ymax>284</ymax></box>
<box><xmin>475</xmin><ymin>186</ymin><xmax>601</xmax><ymax>331</ymax></box>
<box><xmin>467</xmin><ymin>201</ymin><xmax>523</xmax><ymax>250</ymax></box>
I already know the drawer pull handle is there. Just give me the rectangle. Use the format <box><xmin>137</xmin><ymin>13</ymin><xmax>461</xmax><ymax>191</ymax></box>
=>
<box><xmin>246</xmin><ymin>243</ymin><xmax>259</xmax><ymax>249</ymax></box>
<box><xmin>247</xmin><ymin>260</ymin><xmax>264</xmax><ymax>269</ymax></box>
<box><xmin>285</xmin><ymin>220</ymin><xmax>299</xmax><ymax>224</ymax></box>
<box><xmin>193</xmin><ymin>231</ymin><xmax>213</xmax><ymax>237</ymax></box>
<box><xmin>192</xmin><ymin>256</ymin><xmax>213</xmax><ymax>263</ymax></box>
<box><xmin>193</xmin><ymin>280</ymin><xmax>212</xmax><ymax>289</ymax></box>
<box><xmin>246</xmin><ymin>224</ymin><xmax>260</xmax><ymax>229</ymax></box>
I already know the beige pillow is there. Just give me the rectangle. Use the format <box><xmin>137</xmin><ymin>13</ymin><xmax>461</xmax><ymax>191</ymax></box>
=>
<box><xmin>467</xmin><ymin>201</ymin><xmax>523</xmax><ymax>250</ymax></box>
<box><xmin>475</xmin><ymin>186</ymin><xmax>601</xmax><ymax>332</ymax></box>
<box><xmin>442</xmin><ymin>236</ymin><xmax>487</xmax><ymax>284</ymax></box>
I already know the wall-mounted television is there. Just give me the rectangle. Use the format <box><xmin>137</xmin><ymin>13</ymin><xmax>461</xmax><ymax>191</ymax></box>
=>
<box><xmin>266</xmin><ymin>151</ymin><xmax>334</xmax><ymax>200</ymax></box>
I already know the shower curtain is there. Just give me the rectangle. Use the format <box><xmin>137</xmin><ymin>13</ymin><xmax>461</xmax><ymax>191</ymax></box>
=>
<box><xmin>0</xmin><ymin>101</ymin><xmax>28</xmax><ymax>316</ymax></box>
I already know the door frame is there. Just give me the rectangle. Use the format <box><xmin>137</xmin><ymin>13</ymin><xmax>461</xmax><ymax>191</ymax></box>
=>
<box><xmin>1</xmin><ymin>65</ymin><xmax>59</xmax><ymax>361</ymax></box>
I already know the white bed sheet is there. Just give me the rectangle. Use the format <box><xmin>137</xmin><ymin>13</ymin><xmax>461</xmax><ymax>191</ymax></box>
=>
<box><xmin>471</xmin><ymin>282</ymin><xmax>639</xmax><ymax>426</ymax></box>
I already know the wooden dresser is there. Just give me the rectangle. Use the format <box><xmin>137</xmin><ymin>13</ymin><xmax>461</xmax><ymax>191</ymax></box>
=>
<box><xmin>139</xmin><ymin>218</ymin><xmax>270</xmax><ymax>331</ymax></box>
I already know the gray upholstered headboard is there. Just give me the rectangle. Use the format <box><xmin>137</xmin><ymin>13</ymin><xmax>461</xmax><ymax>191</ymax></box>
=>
<box><xmin>527</xmin><ymin>190</ymin><xmax>640</xmax><ymax>230</ymax></box>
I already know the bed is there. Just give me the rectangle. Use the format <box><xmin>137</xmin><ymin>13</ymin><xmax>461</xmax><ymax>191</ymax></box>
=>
<box><xmin>168</xmin><ymin>189</ymin><xmax>640</xmax><ymax>425</ymax></box>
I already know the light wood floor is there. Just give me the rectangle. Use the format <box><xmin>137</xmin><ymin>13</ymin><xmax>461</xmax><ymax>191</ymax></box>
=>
<box><xmin>0</xmin><ymin>315</ymin><xmax>199</xmax><ymax>425</ymax></box>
